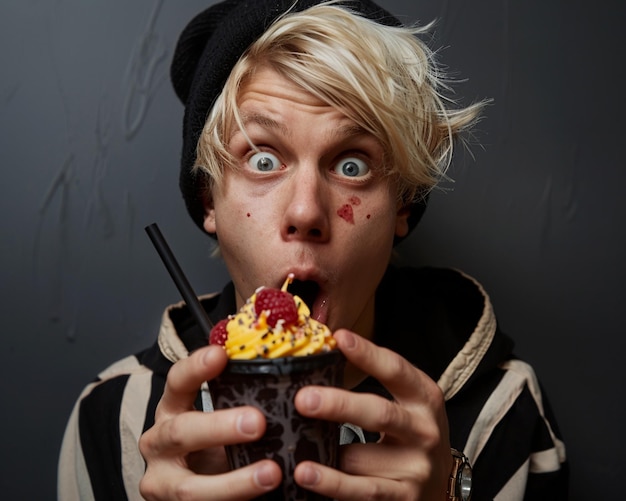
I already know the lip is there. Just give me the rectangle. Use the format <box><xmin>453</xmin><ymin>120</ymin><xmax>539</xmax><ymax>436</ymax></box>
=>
<box><xmin>276</xmin><ymin>265</ymin><xmax>327</xmax><ymax>287</ymax></box>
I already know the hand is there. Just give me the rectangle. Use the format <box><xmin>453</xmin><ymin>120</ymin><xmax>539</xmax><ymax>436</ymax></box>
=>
<box><xmin>138</xmin><ymin>345</ymin><xmax>282</xmax><ymax>500</ymax></box>
<box><xmin>293</xmin><ymin>329</ymin><xmax>453</xmax><ymax>501</ymax></box>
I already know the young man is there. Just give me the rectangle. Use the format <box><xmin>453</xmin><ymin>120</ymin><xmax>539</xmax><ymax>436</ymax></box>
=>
<box><xmin>58</xmin><ymin>1</ymin><xmax>569</xmax><ymax>499</ymax></box>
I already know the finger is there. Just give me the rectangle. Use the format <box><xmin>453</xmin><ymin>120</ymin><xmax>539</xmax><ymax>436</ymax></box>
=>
<box><xmin>295</xmin><ymin>386</ymin><xmax>427</xmax><ymax>441</ymax></box>
<box><xmin>141</xmin><ymin>459</ymin><xmax>282</xmax><ymax>501</ymax></box>
<box><xmin>294</xmin><ymin>461</ymin><xmax>410</xmax><ymax>501</ymax></box>
<box><xmin>157</xmin><ymin>345</ymin><xmax>228</xmax><ymax>417</ymax></box>
<box><xmin>334</xmin><ymin>329</ymin><xmax>443</xmax><ymax>405</ymax></box>
<box><xmin>339</xmin><ymin>442</ymin><xmax>429</xmax><ymax>481</ymax></box>
<box><xmin>140</xmin><ymin>406</ymin><xmax>266</xmax><ymax>458</ymax></box>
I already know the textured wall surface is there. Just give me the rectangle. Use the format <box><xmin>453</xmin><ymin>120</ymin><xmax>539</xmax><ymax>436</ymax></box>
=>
<box><xmin>1</xmin><ymin>1</ymin><xmax>623</xmax><ymax>499</ymax></box>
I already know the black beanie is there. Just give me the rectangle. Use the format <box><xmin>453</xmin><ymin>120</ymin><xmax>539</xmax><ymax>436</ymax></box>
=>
<box><xmin>171</xmin><ymin>0</ymin><xmax>427</xmax><ymax>242</ymax></box>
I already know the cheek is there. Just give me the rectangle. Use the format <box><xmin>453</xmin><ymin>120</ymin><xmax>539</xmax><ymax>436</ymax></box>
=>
<box><xmin>337</xmin><ymin>204</ymin><xmax>355</xmax><ymax>224</ymax></box>
<box><xmin>336</xmin><ymin>196</ymin><xmax>361</xmax><ymax>224</ymax></box>
<box><xmin>335</xmin><ymin>195</ymin><xmax>390</xmax><ymax>226</ymax></box>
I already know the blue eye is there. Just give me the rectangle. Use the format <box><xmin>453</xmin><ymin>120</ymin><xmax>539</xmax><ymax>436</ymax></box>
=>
<box><xmin>334</xmin><ymin>157</ymin><xmax>369</xmax><ymax>178</ymax></box>
<box><xmin>249</xmin><ymin>152</ymin><xmax>281</xmax><ymax>172</ymax></box>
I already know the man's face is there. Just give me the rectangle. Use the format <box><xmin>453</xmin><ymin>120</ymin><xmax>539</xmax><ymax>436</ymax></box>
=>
<box><xmin>204</xmin><ymin>66</ymin><xmax>409</xmax><ymax>337</ymax></box>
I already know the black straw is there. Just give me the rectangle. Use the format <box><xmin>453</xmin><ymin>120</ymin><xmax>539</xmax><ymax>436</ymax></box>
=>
<box><xmin>145</xmin><ymin>223</ymin><xmax>213</xmax><ymax>337</ymax></box>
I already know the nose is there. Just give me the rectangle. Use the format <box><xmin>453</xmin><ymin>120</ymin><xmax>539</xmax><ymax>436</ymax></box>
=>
<box><xmin>281</xmin><ymin>164</ymin><xmax>330</xmax><ymax>242</ymax></box>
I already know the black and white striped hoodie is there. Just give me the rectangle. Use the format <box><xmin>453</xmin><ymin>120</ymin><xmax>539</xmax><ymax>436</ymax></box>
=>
<box><xmin>58</xmin><ymin>266</ymin><xmax>568</xmax><ymax>500</ymax></box>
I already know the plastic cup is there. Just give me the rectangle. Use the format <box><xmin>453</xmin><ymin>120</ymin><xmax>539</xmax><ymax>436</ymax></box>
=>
<box><xmin>210</xmin><ymin>350</ymin><xmax>345</xmax><ymax>500</ymax></box>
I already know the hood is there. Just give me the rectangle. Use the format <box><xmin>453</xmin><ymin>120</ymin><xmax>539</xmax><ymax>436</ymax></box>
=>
<box><xmin>373</xmin><ymin>266</ymin><xmax>514</xmax><ymax>401</ymax></box>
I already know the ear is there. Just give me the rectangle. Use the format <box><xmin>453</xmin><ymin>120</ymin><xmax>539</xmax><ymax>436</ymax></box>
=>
<box><xmin>202</xmin><ymin>195</ymin><xmax>217</xmax><ymax>234</ymax></box>
<box><xmin>394</xmin><ymin>205</ymin><xmax>411</xmax><ymax>238</ymax></box>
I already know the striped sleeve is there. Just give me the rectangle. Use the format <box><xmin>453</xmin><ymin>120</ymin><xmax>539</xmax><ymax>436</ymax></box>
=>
<box><xmin>57</xmin><ymin>355</ymin><xmax>161</xmax><ymax>501</ymax></box>
<box><xmin>461</xmin><ymin>360</ymin><xmax>568</xmax><ymax>500</ymax></box>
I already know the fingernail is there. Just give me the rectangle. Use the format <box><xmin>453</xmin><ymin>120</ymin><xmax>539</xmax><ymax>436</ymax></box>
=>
<box><xmin>342</xmin><ymin>330</ymin><xmax>357</xmax><ymax>350</ymax></box>
<box><xmin>202</xmin><ymin>350</ymin><xmax>211</xmax><ymax>365</ymax></box>
<box><xmin>237</xmin><ymin>411</ymin><xmax>258</xmax><ymax>436</ymax></box>
<box><xmin>303</xmin><ymin>389</ymin><xmax>321</xmax><ymax>412</ymax></box>
<box><xmin>299</xmin><ymin>464</ymin><xmax>320</xmax><ymax>487</ymax></box>
<box><xmin>254</xmin><ymin>463</ymin><xmax>276</xmax><ymax>488</ymax></box>
<box><xmin>202</xmin><ymin>347</ymin><xmax>215</xmax><ymax>365</ymax></box>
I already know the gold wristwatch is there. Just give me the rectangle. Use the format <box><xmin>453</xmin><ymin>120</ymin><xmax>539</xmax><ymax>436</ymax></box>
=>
<box><xmin>448</xmin><ymin>448</ymin><xmax>472</xmax><ymax>501</ymax></box>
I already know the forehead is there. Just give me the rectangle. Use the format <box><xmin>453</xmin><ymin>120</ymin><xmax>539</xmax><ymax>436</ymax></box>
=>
<box><xmin>233</xmin><ymin>66</ymin><xmax>366</xmax><ymax>136</ymax></box>
<box><xmin>237</xmin><ymin>65</ymin><xmax>331</xmax><ymax>110</ymax></box>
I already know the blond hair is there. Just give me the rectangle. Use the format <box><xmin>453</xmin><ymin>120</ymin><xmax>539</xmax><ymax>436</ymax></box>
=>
<box><xmin>195</xmin><ymin>2</ymin><xmax>484</xmax><ymax>205</ymax></box>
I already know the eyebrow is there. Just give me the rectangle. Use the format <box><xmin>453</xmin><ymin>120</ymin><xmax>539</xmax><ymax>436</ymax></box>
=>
<box><xmin>329</xmin><ymin>123</ymin><xmax>370</xmax><ymax>140</ymax></box>
<box><xmin>241</xmin><ymin>112</ymin><xmax>370</xmax><ymax>138</ymax></box>
<box><xmin>238</xmin><ymin>112</ymin><xmax>290</xmax><ymax>137</ymax></box>
<box><xmin>234</xmin><ymin>112</ymin><xmax>372</xmax><ymax>144</ymax></box>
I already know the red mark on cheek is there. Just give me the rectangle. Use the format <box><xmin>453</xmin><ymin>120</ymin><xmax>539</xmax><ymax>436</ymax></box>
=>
<box><xmin>337</xmin><ymin>204</ymin><xmax>354</xmax><ymax>224</ymax></box>
<box><xmin>337</xmin><ymin>196</ymin><xmax>364</xmax><ymax>224</ymax></box>
<box><xmin>367</xmin><ymin>214</ymin><xmax>371</xmax><ymax>219</ymax></box>
<box><xmin>247</xmin><ymin>213</ymin><xmax>251</xmax><ymax>218</ymax></box>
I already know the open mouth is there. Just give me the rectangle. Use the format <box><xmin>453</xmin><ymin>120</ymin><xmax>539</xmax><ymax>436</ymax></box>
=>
<box><xmin>288</xmin><ymin>279</ymin><xmax>320</xmax><ymax>309</ymax></box>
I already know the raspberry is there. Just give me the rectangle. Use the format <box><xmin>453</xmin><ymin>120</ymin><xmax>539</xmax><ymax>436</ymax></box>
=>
<box><xmin>254</xmin><ymin>288</ymin><xmax>298</xmax><ymax>328</ymax></box>
<box><xmin>209</xmin><ymin>319</ymin><xmax>229</xmax><ymax>345</ymax></box>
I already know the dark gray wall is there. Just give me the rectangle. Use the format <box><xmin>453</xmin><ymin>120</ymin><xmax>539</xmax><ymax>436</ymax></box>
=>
<box><xmin>1</xmin><ymin>1</ymin><xmax>623</xmax><ymax>499</ymax></box>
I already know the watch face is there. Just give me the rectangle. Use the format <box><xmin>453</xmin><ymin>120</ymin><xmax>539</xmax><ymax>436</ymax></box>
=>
<box><xmin>459</xmin><ymin>463</ymin><xmax>472</xmax><ymax>500</ymax></box>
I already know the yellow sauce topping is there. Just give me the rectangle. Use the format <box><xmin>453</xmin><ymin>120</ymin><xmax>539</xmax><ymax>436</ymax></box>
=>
<box><xmin>223</xmin><ymin>278</ymin><xmax>335</xmax><ymax>359</ymax></box>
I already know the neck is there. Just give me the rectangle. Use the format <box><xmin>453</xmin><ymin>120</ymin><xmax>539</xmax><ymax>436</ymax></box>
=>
<box><xmin>342</xmin><ymin>295</ymin><xmax>375</xmax><ymax>389</ymax></box>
